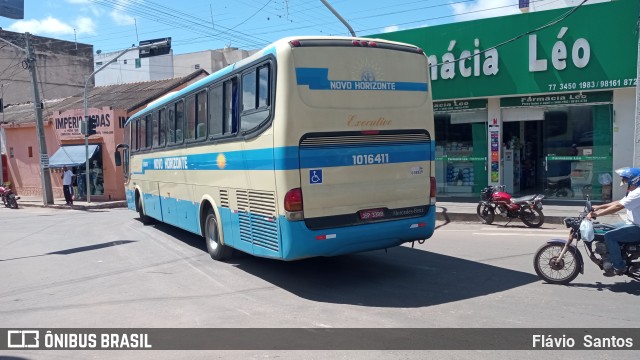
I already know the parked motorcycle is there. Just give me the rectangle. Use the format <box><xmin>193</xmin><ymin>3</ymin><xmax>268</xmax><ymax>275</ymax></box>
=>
<box><xmin>544</xmin><ymin>175</ymin><xmax>574</xmax><ymax>198</ymax></box>
<box><xmin>0</xmin><ymin>183</ymin><xmax>19</xmax><ymax>209</ymax></box>
<box><xmin>533</xmin><ymin>199</ymin><xmax>640</xmax><ymax>284</ymax></box>
<box><xmin>476</xmin><ymin>185</ymin><xmax>545</xmax><ymax>227</ymax></box>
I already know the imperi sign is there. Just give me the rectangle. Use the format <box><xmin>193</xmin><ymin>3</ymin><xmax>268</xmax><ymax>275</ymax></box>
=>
<box><xmin>373</xmin><ymin>0</ymin><xmax>637</xmax><ymax>99</ymax></box>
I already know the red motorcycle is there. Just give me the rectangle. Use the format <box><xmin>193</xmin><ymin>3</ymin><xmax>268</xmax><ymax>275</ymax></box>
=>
<box><xmin>0</xmin><ymin>184</ymin><xmax>19</xmax><ymax>209</ymax></box>
<box><xmin>477</xmin><ymin>185</ymin><xmax>545</xmax><ymax>227</ymax></box>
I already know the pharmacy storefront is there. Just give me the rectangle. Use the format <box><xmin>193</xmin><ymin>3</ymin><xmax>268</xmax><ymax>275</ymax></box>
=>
<box><xmin>376</xmin><ymin>0</ymin><xmax>637</xmax><ymax>202</ymax></box>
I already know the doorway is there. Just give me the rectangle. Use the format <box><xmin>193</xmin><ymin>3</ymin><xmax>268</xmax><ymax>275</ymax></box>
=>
<box><xmin>502</xmin><ymin>120</ymin><xmax>542</xmax><ymax>196</ymax></box>
<box><xmin>501</xmin><ymin>104</ymin><xmax>613</xmax><ymax>201</ymax></box>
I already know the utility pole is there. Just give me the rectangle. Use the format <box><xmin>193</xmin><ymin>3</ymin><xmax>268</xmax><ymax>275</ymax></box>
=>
<box><xmin>25</xmin><ymin>33</ymin><xmax>54</xmax><ymax>205</ymax></box>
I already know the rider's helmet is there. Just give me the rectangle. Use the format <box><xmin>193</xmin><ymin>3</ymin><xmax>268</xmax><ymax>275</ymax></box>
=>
<box><xmin>614</xmin><ymin>167</ymin><xmax>640</xmax><ymax>187</ymax></box>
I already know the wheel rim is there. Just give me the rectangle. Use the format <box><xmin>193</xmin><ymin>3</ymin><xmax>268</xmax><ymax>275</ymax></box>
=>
<box><xmin>478</xmin><ymin>205</ymin><xmax>491</xmax><ymax>220</ymax></box>
<box><xmin>207</xmin><ymin>217</ymin><xmax>219</xmax><ymax>251</ymax></box>
<box><xmin>537</xmin><ymin>245</ymin><xmax>577</xmax><ymax>282</ymax></box>
<box><xmin>523</xmin><ymin>209</ymin><xmax>540</xmax><ymax>223</ymax></box>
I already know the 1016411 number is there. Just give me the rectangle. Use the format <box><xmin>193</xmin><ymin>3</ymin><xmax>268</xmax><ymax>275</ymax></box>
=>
<box><xmin>352</xmin><ymin>153</ymin><xmax>389</xmax><ymax>165</ymax></box>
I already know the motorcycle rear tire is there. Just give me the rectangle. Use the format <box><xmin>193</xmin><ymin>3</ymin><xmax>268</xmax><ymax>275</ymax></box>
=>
<box><xmin>476</xmin><ymin>203</ymin><xmax>495</xmax><ymax>225</ymax></box>
<box><xmin>520</xmin><ymin>207</ymin><xmax>544</xmax><ymax>228</ymax></box>
<box><xmin>533</xmin><ymin>243</ymin><xmax>581</xmax><ymax>284</ymax></box>
<box><xmin>9</xmin><ymin>197</ymin><xmax>18</xmax><ymax>209</ymax></box>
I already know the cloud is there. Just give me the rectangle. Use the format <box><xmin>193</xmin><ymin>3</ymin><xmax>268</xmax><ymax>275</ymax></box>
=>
<box><xmin>110</xmin><ymin>10</ymin><xmax>136</xmax><ymax>25</ymax></box>
<box><xmin>450</xmin><ymin>0</ymin><xmax>521</xmax><ymax>22</ymax></box>
<box><xmin>76</xmin><ymin>17</ymin><xmax>96</xmax><ymax>34</ymax></box>
<box><xmin>382</xmin><ymin>25</ymin><xmax>400</xmax><ymax>33</ymax></box>
<box><xmin>109</xmin><ymin>0</ymin><xmax>139</xmax><ymax>25</ymax></box>
<box><xmin>7</xmin><ymin>16</ymin><xmax>96</xmax><ymax>36</ymax></box>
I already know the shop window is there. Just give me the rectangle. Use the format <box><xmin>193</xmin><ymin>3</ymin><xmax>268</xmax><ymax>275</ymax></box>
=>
<box><xmin>434</xmin><ymin>112</ymin><xmax>488</xmax><ymax>196</ymax></box>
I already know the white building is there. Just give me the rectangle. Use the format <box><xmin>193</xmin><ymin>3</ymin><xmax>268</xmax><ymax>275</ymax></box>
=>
<box><xmin>173</xmin><ymin>47</ymin><xmax>258</xmax><ymax>78</ymax></box>
<box><xmin>94</xmin><ymin>45</ymin><xmax>258</xmax><ymax>86</ymax></box>
<box><xmin>94</xmin><ymin>49</ymin><xmax>174</xmax><ymax>86</ymax></box>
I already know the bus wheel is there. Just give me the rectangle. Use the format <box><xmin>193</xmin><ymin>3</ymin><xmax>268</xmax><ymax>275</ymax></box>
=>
<box><xmin>204</xmin><ymin>209</ymin><xmax>233</xmax><ymax>261</ymax></box>
<box><xmin>135</xmin><ymin>192</ymin><xmax>153</xmax><ymax>225</ymax></box>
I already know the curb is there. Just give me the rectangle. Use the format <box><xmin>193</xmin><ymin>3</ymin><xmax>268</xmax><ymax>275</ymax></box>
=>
<box><xmin>18</xmin><ymin>201</ymin><xmax>127</xmax><ymax>210</ymax></box>
<box><xmin>436</xmin><ymin>212</ymin><xmax>568</xmax><ymax>225</ymax></box>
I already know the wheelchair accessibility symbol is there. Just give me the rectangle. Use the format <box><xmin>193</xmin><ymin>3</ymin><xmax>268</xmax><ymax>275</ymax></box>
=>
<box><xmin>309</xmin><ymin>169</ymin><xmax>323</xmax><ymax>184</ymax></box>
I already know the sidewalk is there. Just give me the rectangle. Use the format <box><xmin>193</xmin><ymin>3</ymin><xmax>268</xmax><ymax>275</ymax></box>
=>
<box><xmin>17</xmin><ymin>195</ymin><xmax>127</xmax><ymax>210</ymax></box>
<box><xmin>434</xmin><ymin>201</ymin><xmax>624</xmax><ymax>225</ymax></box>
<box><xmin>13</xmin><ymin>195</ymin><xmax>623</xmax><ymax>224</ymax></box>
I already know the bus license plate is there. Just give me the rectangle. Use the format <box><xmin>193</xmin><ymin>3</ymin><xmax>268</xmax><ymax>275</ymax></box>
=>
<box><xmin>359</xmin><ymin>208</ymin><xmax>385</xmax><ymax>220</ymax></box>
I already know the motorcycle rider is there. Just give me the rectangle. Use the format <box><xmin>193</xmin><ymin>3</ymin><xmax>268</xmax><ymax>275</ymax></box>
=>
<box><xmin>587</xmin><ymin>167</ymin><xmax>640</xmax><ymax>276</ymax></box>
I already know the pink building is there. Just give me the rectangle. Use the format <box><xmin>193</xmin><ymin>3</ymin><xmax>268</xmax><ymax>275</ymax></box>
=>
<box><xmin>0</xmin><ymin>70</ymin><xmax>207</xmax><ymax>201</ymax></box>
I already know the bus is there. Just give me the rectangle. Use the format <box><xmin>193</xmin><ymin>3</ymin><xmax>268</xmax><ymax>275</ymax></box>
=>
<box><xmin>115</xmin><ymin>36</ymin><xmax>436</xmax><ymax>261</ymax></box>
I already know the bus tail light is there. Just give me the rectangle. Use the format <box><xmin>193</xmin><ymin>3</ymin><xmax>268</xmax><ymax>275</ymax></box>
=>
<box><xmin>430</xmin><ymin>176</ymin><xmax>437</xmax><ymax>205</ymax></box>
<box><xmin>289</xmin><ymin>40</ymin><xmax>301</xmax><ymax>47</ymax></box>
<box><xmin>284</xmin><ymin>188</ymin><xmax>304</xmax><ymax>221</ymax></box>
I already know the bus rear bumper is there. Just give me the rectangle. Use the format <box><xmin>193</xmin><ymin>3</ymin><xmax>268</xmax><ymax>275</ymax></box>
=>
<box><xmin>278</xmin><ymin>205</ymin><xmax>436</xmax><ymax>260</ymax></box>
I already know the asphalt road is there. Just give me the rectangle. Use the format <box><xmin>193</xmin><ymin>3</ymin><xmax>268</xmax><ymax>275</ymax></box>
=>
<box><xmin>0</xmin><ymin>206</ymin><xmax>638</xmax><ymax>359</ymax></box>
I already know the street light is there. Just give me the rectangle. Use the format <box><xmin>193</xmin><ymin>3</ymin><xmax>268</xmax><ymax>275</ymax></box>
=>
<box><xmin>83</xmin><ymin>39</ymin><xmax>169</xmax><ymax>203</ymax></box>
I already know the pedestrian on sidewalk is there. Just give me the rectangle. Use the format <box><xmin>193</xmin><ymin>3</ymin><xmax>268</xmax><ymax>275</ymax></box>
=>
<box><xmin>62</xmin><ymin>166</ymin><xmax>74</xmax><ymax>205</ymax></box>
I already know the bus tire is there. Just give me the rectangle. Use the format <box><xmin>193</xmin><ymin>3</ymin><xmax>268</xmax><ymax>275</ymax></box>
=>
<box><xmin>135</xmin><ymin>191</ymin><xmax>153</xmax><ymax>225</ymax></box>
<box><xmin>204</xmin><ymin>209</ymin><xmax>233</xmax><ymax>261</ymax></box>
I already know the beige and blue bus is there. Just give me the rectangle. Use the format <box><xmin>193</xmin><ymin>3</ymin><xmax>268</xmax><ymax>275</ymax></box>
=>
<box><xmin>115</xmin><ymin>36</ymin><xmax>436</xmax><ymax>261</ymax></box>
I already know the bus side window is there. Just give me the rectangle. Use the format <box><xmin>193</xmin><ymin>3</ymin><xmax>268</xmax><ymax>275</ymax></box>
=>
<box><xmin>241</xmin><ymin>64</ymin><xmax>271</xmax><ymax>132</ymax></box>
<box><xmin>208</xmin><ymin>85</ymin><xmax>223</xmax><ymax>138</ymax></box>
<box><xmin>223</xmin><ymin>78</ymin><xmax>238</xmax><ymax>135</ymax></box>
<box><xmin>136</xmin><ymin>119</ymin><xmax>143</xmax><ymax>151</ymax></box>
<box><xmin>145</xmin><ymin>114</ymin><xmax>152</xmax><ymax>149</ymax></box>
<box><xmin>196</xmin><ymin>90</ymin><xmax>207</xmax><ymax>139</ymax></box>
<box><xmin>168</xmin><ymin>106</ymin><xmax>175</xmax><ymax>143</ymax></box>
<box><xmin>158</xmin><ymin>108</ymin><xmax>166</xmax><ymax>147</ymax></box>
<box><xmin>152</xmin><ymin>111</ymin><xmax>159</xmax><ymax>147</ymax></box>
<box><xmin>186</xmin><ymin>94</ymin><xmax>196</xmax><ymax>140</ymax></box>
<box><xmin>175</xmin><ymin>100</ymin><xmax>184</xmax><ymax>143</ymax></box>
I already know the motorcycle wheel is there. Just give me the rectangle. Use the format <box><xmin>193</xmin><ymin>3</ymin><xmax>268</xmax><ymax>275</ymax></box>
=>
<box><xmin>9</xmin><ymin>196</ymin><xmax>18</xmax><ymax>209</ymax></box>
<box><xmin>520</xmin><ymin>207</ymin><xmax>544</xmax><ymax>228</ymax></box>
<box><xmin>476</xmin><ymin>203</ymin><xmax>495</xmax><ymax>225</ymax></box>
<box><xmin>533</xmin><ymin>243</ymin><xmax>581</xmax><ymax>284</ymax></box>
<box><xmin>557</xmin><ymin>188</ymin><xmax>574</xmax><ymax>198</ymax></box>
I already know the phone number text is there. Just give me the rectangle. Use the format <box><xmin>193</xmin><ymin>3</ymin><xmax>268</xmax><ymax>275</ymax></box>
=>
<box><xmin>548</xmin><ymin>78</ymin><xmax>636</xmax><ymax>91</ymax></box>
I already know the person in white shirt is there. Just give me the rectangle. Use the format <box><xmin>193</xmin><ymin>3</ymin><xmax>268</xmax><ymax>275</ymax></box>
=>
<box><xmin>587</xmin><ymin>167</ymin><xmax>640</xmax><ymax>276</ymax></box>
<box><xmin>61</xmin><ymin>166</ymin><xmax>74</xmax><ymax>205</ymax></box>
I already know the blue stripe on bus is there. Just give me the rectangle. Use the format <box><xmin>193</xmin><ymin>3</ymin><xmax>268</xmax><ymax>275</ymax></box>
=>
<box><xmin>295</xmin><ymin>67</ymin><xmax>428</xmax><ymax>92</ymax></box>
<box><xmin>135</xmin><ymin>144</ymin><xmax>433</xmax><ymax>174</ymax></box>
<box><xmin>299</xmin><ymin>143</ymin><xmax>430</xmax><ymax>168</ymax></box>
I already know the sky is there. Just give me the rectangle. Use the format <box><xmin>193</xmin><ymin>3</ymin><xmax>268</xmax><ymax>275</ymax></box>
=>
<box><xmin>0</xmin><ymin>0</ymin><xmax>608</xmax><ymax>55</ymax></box>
